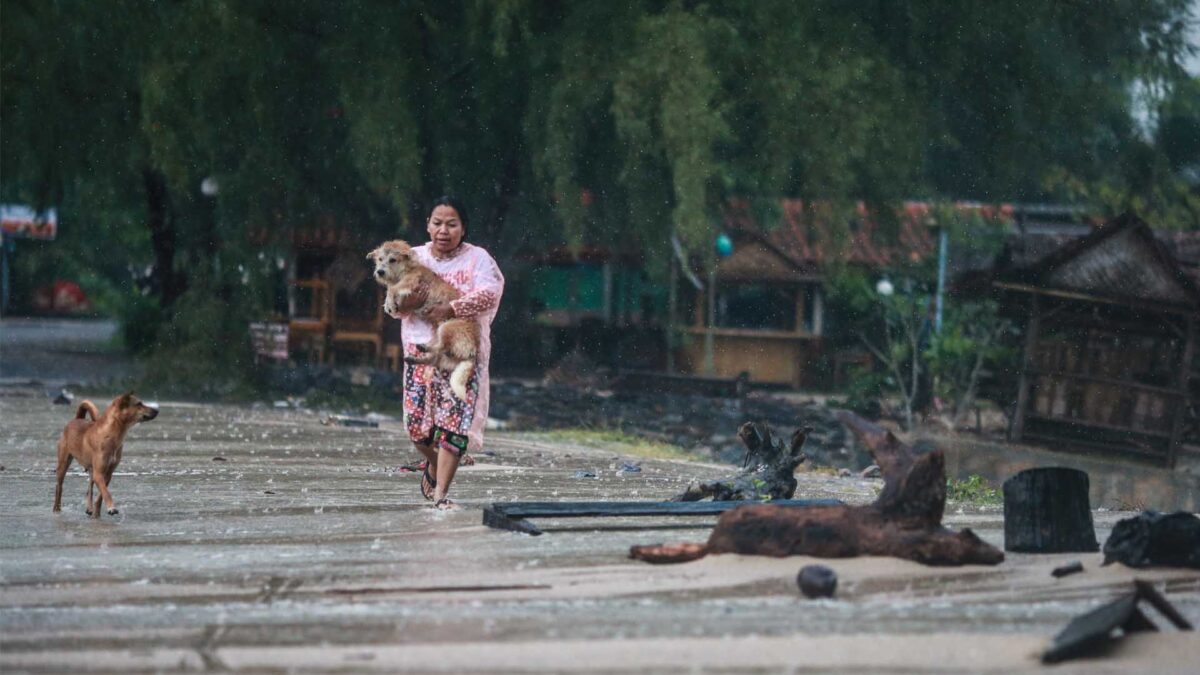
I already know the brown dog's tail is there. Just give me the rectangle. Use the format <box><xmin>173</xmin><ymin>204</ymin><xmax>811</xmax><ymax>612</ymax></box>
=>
<box><xmin>75</xmin><ymin>401</ymin><xmax>99</xmax><ymax>420</ymax></box>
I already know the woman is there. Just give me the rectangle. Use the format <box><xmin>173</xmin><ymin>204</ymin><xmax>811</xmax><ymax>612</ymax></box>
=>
<box><xmin>392</xmin><ymin>196</ymin><xmax>504</xmax><ymax>510</ymax></box>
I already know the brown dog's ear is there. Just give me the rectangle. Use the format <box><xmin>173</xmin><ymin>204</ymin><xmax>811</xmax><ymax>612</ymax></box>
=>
<box><xmin>366</xmin><ymin>247</ymin><xmax>380</xmax><ymax>261</ymax></box>
<box><xmin>118</xmin><ymin>392</ymin><xmax>135</xmax><ymax>406</ymax></box>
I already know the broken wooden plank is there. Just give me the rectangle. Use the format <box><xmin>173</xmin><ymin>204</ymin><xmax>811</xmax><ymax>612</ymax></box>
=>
<box><xmin>482</xmin><ymin>506</ymin><xmax>545</xmax><ymax>535</ymax></box>
<box><xmin>483</xmin><ymin>499</ymin><xmax>843</xmax><ymax>536</ymax></box>
<box><xmin>1042</xmin><ymin>581</ymin><xmax>1193</xmax><ymax>664</ymax></box>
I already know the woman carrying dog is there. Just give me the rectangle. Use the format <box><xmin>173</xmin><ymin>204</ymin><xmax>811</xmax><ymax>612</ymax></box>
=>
<box><xmin>393</xmin><ymin>196</ymin><xmax>504</xmax><ymax>510</ymax></box>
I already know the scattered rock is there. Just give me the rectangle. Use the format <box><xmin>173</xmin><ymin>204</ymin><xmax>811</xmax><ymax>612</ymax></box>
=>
<box><xmin>859</xmin><ymin>464</ymin><xmax>881</xmax><ymax>478</ymax></box>
<box><xmin>571</xmin><ymin>470</ymin><xmax>598</xmax><ymax>479</ymax></box>
<box><xmin>616</xmin><ymin>462</ymin><xmax>642</xmax><ymax>473</ymax></box>
<box><xmin>264</xmin><ymin>490</ymin><xmax>276</xmax><ymax>495</ymax></box>
<box><xmin>1051</xmin><ymin>561</ymin><xmax>1084</xmax><ymax>578</ymax></box>
<box><xmin>212</xmin><ymin>456</ymin><xmax>227</xmax><ymax>462</ymax></box>
<box><xmin>837</xmin><ymin>468</ymin><xmax>852</xmax><ymax>478</ymax></box>
<box><xmin>51</xmin><ymin>389</ymin><xmax>74</xmax><ymax>405</ymax></box>
<box><xmin>797</xmin><ymin>565</ymin><xmax>838</xmax><ymax>599</ymax></box>
<box><xmin>487</xmin><ymin>380</ymin><xmax>860</xmax><ymax>470</ymax></box>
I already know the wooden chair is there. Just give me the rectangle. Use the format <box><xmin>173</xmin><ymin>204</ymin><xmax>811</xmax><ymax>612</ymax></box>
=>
<box><xmin>288</xmin><ymin>278</ymin><xmax>332</xmax><ymax>364</ymax></box>
<box><xmin>330</xmin><ymin>283</ymin><xmax>385</xmax><ymax>366</ymax></box>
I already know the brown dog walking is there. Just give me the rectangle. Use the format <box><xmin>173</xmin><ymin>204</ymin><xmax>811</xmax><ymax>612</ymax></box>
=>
<box><xmin>53</xmin><ymin>392</ymin><xmax>158</xmax><ymax>518</ymax></box>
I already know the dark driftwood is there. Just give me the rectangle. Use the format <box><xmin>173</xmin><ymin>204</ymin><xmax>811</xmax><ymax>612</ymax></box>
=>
<box><xmin>1003</xmin><ymin>467</ymin><xmax>1098</xmax><ymax>553</ymax></box>
<box><xmin>631</xmin><ymin>412</ymin><xmax>1005</xmax><ymax>567</ymax></box>
<box><xmin>1102</xmin><ymin>511</ymin><xmax>1200</xmax><ymax>568</ymax></box>
<box><xmin>482</xmin><ymin>498</ymin><xmax>842</xmax><ymax>536</ymax></box>
<box><xmin>670</xmin><ymin>422</ymin><xmax>810</xmax><ymax>502</ymax></box>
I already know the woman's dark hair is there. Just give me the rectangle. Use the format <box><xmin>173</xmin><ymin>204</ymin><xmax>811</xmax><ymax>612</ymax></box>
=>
<box><xmin>430</xmin><ymin>195</ymin><xmax>469</xmax><ymax>240</ymax></box>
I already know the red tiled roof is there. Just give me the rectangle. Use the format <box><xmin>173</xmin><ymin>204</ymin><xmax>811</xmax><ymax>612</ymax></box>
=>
<box><xmin>722</xmin><ymin>199</ymin><xmax>1016</xmax><ymax>268</ymax></box>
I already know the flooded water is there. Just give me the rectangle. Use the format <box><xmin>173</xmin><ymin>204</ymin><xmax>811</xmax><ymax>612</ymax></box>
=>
<box><xmin>2</xmin><ymin>391</ymin><xmax>1197</xmax><ymax>671</ymax></box>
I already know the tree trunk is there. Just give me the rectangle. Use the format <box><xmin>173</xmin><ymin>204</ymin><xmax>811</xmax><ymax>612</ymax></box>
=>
<box><xmin>143</xmin><ymin>167</ymin><xmax>185</xmax><ymax>307</ymax></box>
<box><xmin>1003</xmin><ymin>467</ymin><xmax>1098</xmax><ymax>553</ymax></box>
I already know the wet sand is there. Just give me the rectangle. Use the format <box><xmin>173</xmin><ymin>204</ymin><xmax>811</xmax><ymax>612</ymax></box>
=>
<box><xmin>1</xmin><ymin>393</ymin><xmax>1197</xmax><ymax>672</ymax></box>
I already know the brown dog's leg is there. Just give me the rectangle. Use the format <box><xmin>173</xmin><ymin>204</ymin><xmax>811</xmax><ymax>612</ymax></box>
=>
<box><xmin>53</xmin><ymin>451</ymin><xmax>71</xmax><ymax>513</ymax></box>
<box><xmin>90</xmin><ymin>480</ymin><xmax>99</xmax><ymax>517</ymax></box>
<box><xmin>91</xmin><ymin>468</ymin><xmax>118</xmax><ymax>516</ymax></box>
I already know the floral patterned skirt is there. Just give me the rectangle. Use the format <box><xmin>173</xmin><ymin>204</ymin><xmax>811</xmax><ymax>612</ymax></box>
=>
<box><xmin>402</xmin><ymin>345</ymin><xmax>478</xmax><ymax>455</ymax></box>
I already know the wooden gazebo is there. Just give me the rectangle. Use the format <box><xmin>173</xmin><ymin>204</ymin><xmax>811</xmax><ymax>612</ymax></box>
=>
<box><xmin>998</xmin><ymin>214</ymin><xmax>1199</xmax><ymax>466</ymax></box>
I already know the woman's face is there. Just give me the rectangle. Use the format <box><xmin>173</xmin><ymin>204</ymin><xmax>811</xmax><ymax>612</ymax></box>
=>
<box><xmin>427</xmin><ymin>205</ymin><xmax>464</xmax><ymax>254</ymax></box>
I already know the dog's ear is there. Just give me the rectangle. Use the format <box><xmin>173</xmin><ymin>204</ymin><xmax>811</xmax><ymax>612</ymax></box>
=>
<box><xmin>118</xmin><ymin>392</ymin><xmax>135</xmax><ymax>406</ymax></box>
<box><xmin>366</xmin><ymin>247</ymin><xmax>380</xmax><ymax>261</ymax></box>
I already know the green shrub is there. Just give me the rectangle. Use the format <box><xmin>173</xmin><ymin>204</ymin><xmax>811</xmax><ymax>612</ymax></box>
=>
<box><xmin>946</xmin><ymin>474</ymin><xmax>1002</xmax><ymax>505</ymax></box>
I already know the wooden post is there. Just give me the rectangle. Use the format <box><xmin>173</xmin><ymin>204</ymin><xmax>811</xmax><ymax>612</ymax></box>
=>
<box><xmin>1167</xmin><ymin>315</ymin><xmax>1196</xmax><ymax>468</ymax></box>
<box><xmin>703</xmin><ymin>265</ymin><xmax>716</xmax><ymax>375</ymax></box>
<box><xmin>1011</xmin><ymin>294</ymin><xmax>1040</xmax><ymax>441</ymax></box>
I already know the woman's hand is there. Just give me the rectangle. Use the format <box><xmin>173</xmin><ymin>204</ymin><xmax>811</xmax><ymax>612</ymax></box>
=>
<box><xmin>425</xmin><ymin>301</ymin><xmax>456</xmax><ymax>323</ymax></box>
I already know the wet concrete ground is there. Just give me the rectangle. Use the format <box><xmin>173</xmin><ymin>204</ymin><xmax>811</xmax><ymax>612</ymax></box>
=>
<box><xmin>2</xmin><ymin>390</ymin><xmax>1199</xmax><ymax>672</ymax></box>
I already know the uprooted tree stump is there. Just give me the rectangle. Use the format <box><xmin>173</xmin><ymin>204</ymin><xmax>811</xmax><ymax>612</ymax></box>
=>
<box><xmin>670</xmin><ymin>422</ymin><xmax>810</xmax><ymax>502</ymax></box>
<box><xmin>1003</xmin><ymin>467</ymin><xmax>1098</xmax><ymax>553</ymax></box>
<box><xmin>631</xmin><ymin>411</ymin><xmax>1005</xmax><ymax>567</ymax></box>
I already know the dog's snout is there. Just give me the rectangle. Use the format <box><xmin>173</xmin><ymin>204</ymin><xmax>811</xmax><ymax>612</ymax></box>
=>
<box><xmin>375</xmin><ymin>268</ymin><xmax>385</xmax><ymax>277</ymax></box>
<box><xmin>144</xmin><ymin>408</ymin><xmax>159</xmax><ymax>420</ymax></box>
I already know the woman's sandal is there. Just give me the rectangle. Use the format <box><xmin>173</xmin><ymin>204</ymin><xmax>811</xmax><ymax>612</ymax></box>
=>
<box><xmin>420</xmin><ymin>466</ymin><xmax>437</xmax><ymax>501</ymax></box>
<box><xmin>434</xmin><ymin>497</ymin><xmax>458</xmax><ymax>511</ymax></box>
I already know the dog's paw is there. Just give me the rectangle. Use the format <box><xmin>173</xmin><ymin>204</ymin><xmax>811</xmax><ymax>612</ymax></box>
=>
<box><xmin>85</xmin><ymin>509</ymin><xmax>93</xmax><ymax>516</ymax></box>
<box><xmin>107</xmin><ymin>508</ymin><xmax>119</xmax><ymax>516</ymax></box>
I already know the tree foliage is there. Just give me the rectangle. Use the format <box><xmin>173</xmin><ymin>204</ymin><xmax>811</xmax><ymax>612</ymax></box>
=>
<box><xmin>2</xmin><ymin>0</ymin><xmax>1195</xmax><ymax>380</ymax></box>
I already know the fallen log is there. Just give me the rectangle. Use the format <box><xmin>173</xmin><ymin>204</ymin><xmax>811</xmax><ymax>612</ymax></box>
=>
<box><xmin>631</xmin><ymin>411</ymin><xmax>1005</xmax><ymax>567</ymax></box>
<box><xmin>669</xmin><ymin>422</ymin><xmax>809</xmax><ymax>502</ymax></box>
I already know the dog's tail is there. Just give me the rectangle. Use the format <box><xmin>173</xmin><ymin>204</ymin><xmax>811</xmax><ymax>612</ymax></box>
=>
<box><xmin>75</xmin><ymin>401</ymin><xmax>99</xmax><ymax>421</ymax></box>
<box><xmin>449</xmin><ymin>361</ymin><xmax>474</xmax><ymax>401</ymax></box>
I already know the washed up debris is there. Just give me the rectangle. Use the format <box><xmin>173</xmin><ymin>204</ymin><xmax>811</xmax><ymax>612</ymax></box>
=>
<box><xmin>321</xmin><ymin>415</ymin><xmax>379</xmax><ymax>428</ymax></box>
<box><xmin>616</xmin><ymin>461</ymin><xmax>642</xmax><ymax>474</ymax></box>
<box><xmin>486</xmin><ymin>498</ymin><xmax>842</xmax><ymax>536</ymax></box>
<box><xmin>797</xmin><ymin>565</ymin><xmax>837</xmax><ymax>599</ymax></box>
<box><xmin>859</xmin><ymin>464</ymin><xmax>881</xmax><ymax>479</ymax></box>
<box><xmin>670</xmin><ymin>423</ymin><xmax>808</xmax><ymax>502</ymax></box>
<box><xmin>631</xmin><ymin>412</ymin><xmax>1004</xmax><ymax>567</ymax></box>
<box><xmin>837</xmin><ymin>468</ymin><xmax>852</xmax><ymax>478</ymax></box>
<box><xmin>212</xmin><ymin>456</ymin><xmax>228</xmax><ymax>462</ymax></box>
<box><xmin>264</xmin><ymin>490</ymin><xmax>276</xmax><ymax>495</ymax></box>
<box><xmin>1042</xmin><ymin>579</ymin><xmax>1193</xmax><ymax>664</ymax></box>
<box><xmin>1051</xmin><ymin>561</ymin><xmax>1084</xmax><ymax>578</ymax></box>
<box><xmin>1102</xmin><ymin>511</ymin><xmax>1200</xmax><ymax>569</ymax></box>
<box><xmin>1003</xmin><ymin>467</ymin><xmax>1098</xmax><ymax>553</ymax></box>
<box><xmin>571</xmin><ymin>470</ymin><xmax>599</xmax><ymax>479</ymax></box>
<box><xmin>487</xmin><ymin>379</ymin><xmax>856</xmax><ymax>469</ymax></box>
<box><xmin>51</xmin><ymin>389</ymin><xmax>74</xmax><ymax>405</ymax></box>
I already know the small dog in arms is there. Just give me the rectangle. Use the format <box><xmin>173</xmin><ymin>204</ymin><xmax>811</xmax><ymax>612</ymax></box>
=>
<box><xmin>368</xmin><ymin>240</ymin><xmax>480</xmax><ymax>400</ymax></box>
<box><xmin>53</xmin><ymin>392</ymin><xmax>158</xmax><ymax>517</ymax></box>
